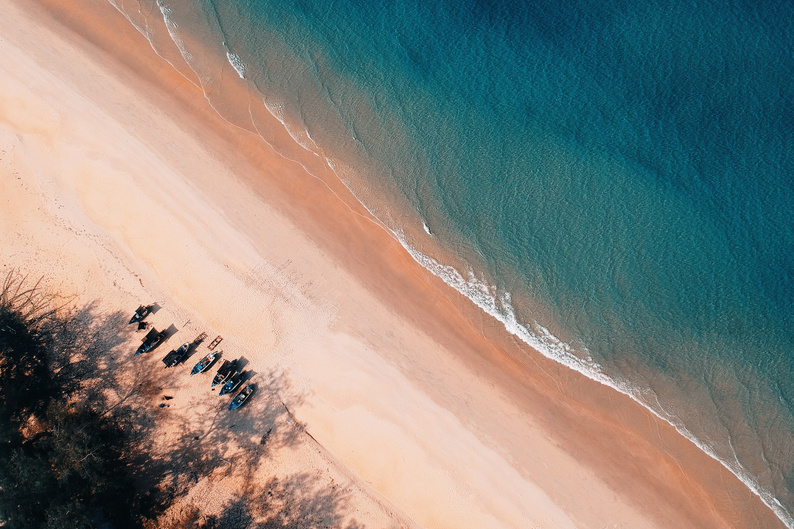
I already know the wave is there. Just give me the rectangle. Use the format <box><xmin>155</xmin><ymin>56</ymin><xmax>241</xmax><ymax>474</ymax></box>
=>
<box><xmin>103</xmin><ymin>1</ymin><xmax>794</xmax><ymax>526</ymax></box>
<box><xmin>226</xmin><ymin>51</ymin><xmax>245</xmax><ymax>78</ymax></box>
<box><xmin>398</xmin><ymin>238</ymin><xmax>794</xmax><ymax>527</ymax></box>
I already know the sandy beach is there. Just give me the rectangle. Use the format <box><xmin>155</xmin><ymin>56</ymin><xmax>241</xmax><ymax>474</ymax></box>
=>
<box><xmin>0</xmin><ymin>0</ymin><xmax>786</xmax><ymax>527</ymax></box>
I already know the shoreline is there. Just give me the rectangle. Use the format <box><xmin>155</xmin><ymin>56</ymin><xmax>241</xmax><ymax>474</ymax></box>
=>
<box><xmin>1</xmin><ymin>0</ymin><xmax>786</xmax><ymax>527</ymax></box>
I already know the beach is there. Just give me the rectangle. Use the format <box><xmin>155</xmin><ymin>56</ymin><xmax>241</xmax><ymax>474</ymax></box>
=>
<box><xmin>0</xmin><ymin>0</ymin><xmax>787</xmax><ymax>527</ymax></box>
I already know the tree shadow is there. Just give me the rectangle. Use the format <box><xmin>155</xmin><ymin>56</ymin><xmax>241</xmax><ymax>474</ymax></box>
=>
<box><xmin>209</xmin><ymin>498</ymin><xmax>254</xmax><ymax>528</ymax></box>
<box><xmin>1</xmin><ymin>282</ymin><xmax>163</xmax><ymax>527</ymax></box>
<box><xmin>130</xmin><ymin>366</ymin><xmax>305</xmax><ymax>492</ymax></box>
<box><xmin>21</xmin><ymin>295</ymin><xmax>353</xmax><ymax>528</ymax></box>
<box><xmin>104</xmin><ymin>349</ymin><xmax>307</xmax><ymax>519</ymax></box>
<box><xmin>201</xmin><ymin>473</ymin><xmax>366</xmax><ymax>529</ymax></box>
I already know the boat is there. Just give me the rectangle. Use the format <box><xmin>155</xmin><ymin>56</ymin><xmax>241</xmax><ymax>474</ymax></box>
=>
<box><xmin>211</xmin><ymin>359</ymin><xmax>237</xmax><ymax>387</ymax></box>
<box><xmin>228</xmin><ymin>384</ymin><xmax>255</xmax><ymax>410</ymax></box>
<box><xmin>219</xmin><ymin>372</ymin><xmax>243</xmax><ymax>396</ymax></box>
<box><xmin>190</xmin><ymin>351</ymin><xmax>218</xmax><ymax>376</ymax></box>
<box><xmin>135</xmin><ymin>328</ymin><xmax>166</xmax><ymax>355</ymax></box>
<box><xmin>129</xmin><ymin>304</ymin><xmax>152</xmax><ymax>324</ymax></box>
<box><xmin>162</xmin><ymin>342</ymin><xmax>190</xmax><ymax>368</ymax></box>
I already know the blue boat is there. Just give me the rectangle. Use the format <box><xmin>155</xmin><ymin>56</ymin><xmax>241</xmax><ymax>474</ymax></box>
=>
<box><xmin>219</xmin><ymin>372</ymin><xmax>243</xmax><ymax>396</ymax></box>
<box><xmin>212</xmin><ymin>359</ymin><xmax>236</xmax><ymax>388</ymax></box>
<box><xmin>162</xmin><ymin>342</ymin><xmax>190</xmax><ymax>368</ymax></box>
<box><xmin>135</xmin><ymin>327</ymin><xmax>166</xmax><ymax>355</ymax></box>
<box><xmin>190</xmin><ymin>351</ymin><xmax>218</xmax><ymax>375</ymax></box>
<box><xmin>129</xmin><ymin>304</ymin><xmax>152</xmax><ymax>324</ymax></box>
<box><xmin>229</xmin><ymin>384</ymin><xmax>255</xmax><ymax>410</ymax></box>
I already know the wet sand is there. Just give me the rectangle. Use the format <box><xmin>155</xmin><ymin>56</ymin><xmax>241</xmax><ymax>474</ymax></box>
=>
<box><xmin>0</xmin><ymin>0</ymin><xmax>785</xmax><ymax>527</ymax></box>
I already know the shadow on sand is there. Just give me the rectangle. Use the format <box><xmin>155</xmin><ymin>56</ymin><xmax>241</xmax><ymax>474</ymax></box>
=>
<box><xmin>205</xmin><ymin>474</ymin><xmax>368</xmax><ymax>529</ymax></box>
<box><xmin>52</xmin><ymin>302</ymin><xmax>363</xmax><ymax>528</ymax></box>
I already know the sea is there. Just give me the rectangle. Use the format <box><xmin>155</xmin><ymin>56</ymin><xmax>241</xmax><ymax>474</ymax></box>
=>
<box><xmin>109</xmin><ymin>0</ymin><xmax>794</xmax><ymax>524</ymax></box>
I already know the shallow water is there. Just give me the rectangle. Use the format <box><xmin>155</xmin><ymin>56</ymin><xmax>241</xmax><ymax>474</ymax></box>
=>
<box><xmin>113</xmin><ymin>0</ymin><xmax>794</xmax><ymax>523</ymax></box>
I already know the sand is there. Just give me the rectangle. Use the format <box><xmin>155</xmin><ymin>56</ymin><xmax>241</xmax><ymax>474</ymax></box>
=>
<box><xmin>0</xmin><ymin>0</ymin><xmax>786</xmax><ymax>527</ymax></box>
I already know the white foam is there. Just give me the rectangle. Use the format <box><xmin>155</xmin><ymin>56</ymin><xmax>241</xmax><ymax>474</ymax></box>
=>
<box><xmin>393</xmin><ymin>236</ymin><xmax>794</xmax><ymax>528</ymax></box>
<box><xmin>261</xmin><ymin>97</ymin><xmax>321</xmax><ymax>153</ymax></box>
<box><xmin>226</xmin><ymin>51</ymin><xmax>246</xmax><ymax>79</ymax></box>
<box><xmin>105</xmin><ymin>0</ymin><xmax>203</xmax><ymax>90</ymax></box>
<box><xmin>105</xmin><ymin>0</ymin><xmax>155</xmax><ymax>42</ymax></box>
<box><xmin>396</xmin><ymin>237</ymin><xmax>603</xmax><ymax>378</ymax></box>
<box><xmin>156</xmin><ymin>1</ymin><xmax>194</xmax><ymax>64</ymax></box>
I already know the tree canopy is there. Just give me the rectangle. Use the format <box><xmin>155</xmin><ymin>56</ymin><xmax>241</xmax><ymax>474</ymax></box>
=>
<box><xmin>0</xmin><ymin>273</ymin><xmax>143</xmax><ymax>528</ymax></box>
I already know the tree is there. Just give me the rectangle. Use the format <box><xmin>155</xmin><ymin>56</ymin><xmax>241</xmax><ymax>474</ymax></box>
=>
<box><xmin>0</xmin><ymin>272</ymin><xmax>153</xmax><ymax>528</ymax></box>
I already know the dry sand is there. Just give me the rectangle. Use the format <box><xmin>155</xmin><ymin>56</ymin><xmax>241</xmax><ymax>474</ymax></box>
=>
<box><xmin>0</xmin><ymin>0</ymin><xmax>785</xmax><ymax>527</ymax></box>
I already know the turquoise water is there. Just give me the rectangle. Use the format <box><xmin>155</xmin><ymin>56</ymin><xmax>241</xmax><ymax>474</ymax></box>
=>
<box><xmin>127</xmin><ymin>0</ymin><xmax>793</xmax><ymax>523</ymax></box>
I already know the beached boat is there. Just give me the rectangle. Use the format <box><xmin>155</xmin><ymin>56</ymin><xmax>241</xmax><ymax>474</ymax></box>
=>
<box><xmin>190</xmin><ymin>351</ymin><xmax>218</xmax><ymax>375</ymax></box>
<box><xmin>228</xmin><ymin>384</ymin><xmax>255</xmax><ymax>410</ymax></box>
<box><xmin>211</xmin><ymin>359</ymin><xmax>237</xmax><ymax>387</ymax></box>
<box><xmin>219</xmin><ymin>372</ymin><xmax>243</xmax><ymax>396</ymax></box>
<box><xmin>162</xmin><ymin>342</ymin><xmax>190</xmax><ymax>368</ymax></box>
<box><xmin>129</xmin><ymin>304</ymin><xmax>152</xmax><ymax>324</ymax></box>
<box><xmin>135</xmin><ymin>327</ymin><xmax>166</xmax><ymax>355</ymax></box>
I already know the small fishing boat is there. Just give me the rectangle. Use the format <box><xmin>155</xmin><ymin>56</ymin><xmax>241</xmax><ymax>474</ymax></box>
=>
<box><xmin>190</xmin><ymin>351</ymin><xmax>218</xmax><ymax>376</ymax></box>
<box><xmin>229</xmin><ymin>384</ymin><xmax>255</xmax><ymax>410</ymax></box>
<box><xmin>162</xmin><ymin>342</ymin><xmax>190</xmax><ymax>368</ymax></box>
<box><xmin>135</xmin><ymin>327</ymin><xmax>166</xmax><ymax>355</ymax></box>
<box><xmin>212</xmin><ymin>359</ymin><xmax>237</xmax><ymax>388</ymax></box>
<box><xmin>129</xmin><ymin>304</ymin><xmax>152</xmax><ymax>324</ymax></box>
<box><xmin>219</xmin><ymin>372</ymin><xmax>243</xmax><ymax>396</ymax></box>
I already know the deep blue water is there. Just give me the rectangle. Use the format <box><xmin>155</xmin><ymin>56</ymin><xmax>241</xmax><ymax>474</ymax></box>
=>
<box><xmin>141</xmin><ymin>0</ymin><xmax>794</xmax><ymax>522</ymax></box>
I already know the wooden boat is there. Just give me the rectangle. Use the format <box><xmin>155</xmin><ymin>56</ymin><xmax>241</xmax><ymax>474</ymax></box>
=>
<box><xmin>129</xmin><ymin>304</ymin><xmax>152</xmax><ymax>324</ymax></box>
<box><xmin>219</xmin><ymin>372</ymin><xmax>243</xmax><ymax>396</ymax></box>
<box><xmin>190</xmin><ymin>351</ymin><xmax>218</xmax><ymax>376</ymax></box>
<box><xmin>135</xmin><ymin>328</ymin><xmax>166</xmax><ymax>355</ymax></box>
<box><xmin>162</xmin><ymin>342</ymin><xmax>190</xmax><ymax>368</ymax></box>
<box><xmin>229</xmin><ymin>384</ymin><xmax>255</xmax><ymax>410</ymax></box>
<box><xmin>212</xmin><ymin>359</ymin><xmax>237</xmax><ymax>387</ymax></box>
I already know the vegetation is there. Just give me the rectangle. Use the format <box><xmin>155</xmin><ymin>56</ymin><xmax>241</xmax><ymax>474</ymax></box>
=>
<box><xmin>0</xmin><ymin>273</ymin><xmax>144</xmax><ymax>528</ymax></box>
<box><xmin>0</xmin><ymin>272</ymin><xmax>363</xmax><ymax>528</ymax></box>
